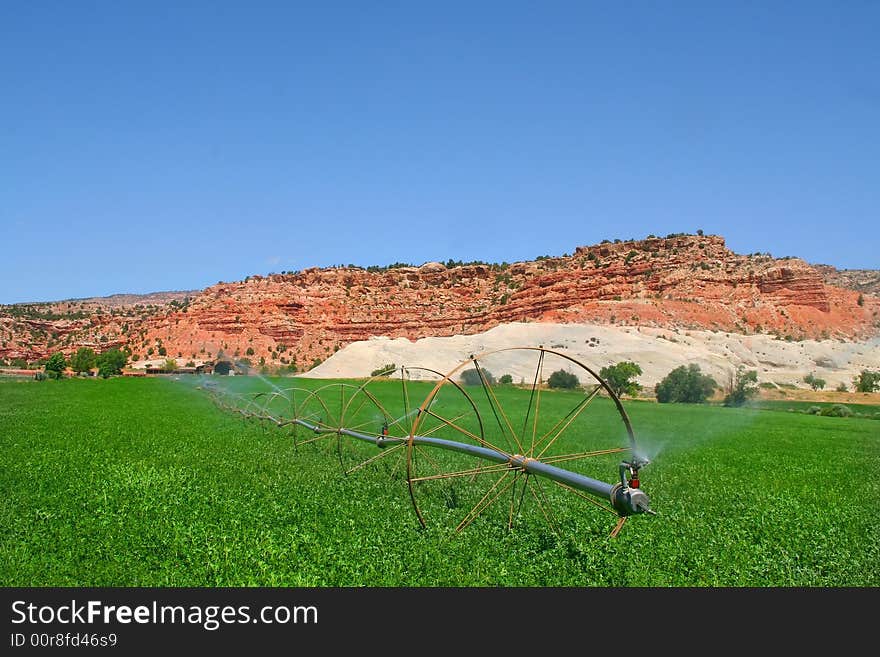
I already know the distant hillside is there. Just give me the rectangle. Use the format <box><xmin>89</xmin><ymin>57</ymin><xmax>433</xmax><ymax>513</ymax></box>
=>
<box><xmin>1</xmin><ymin>234</ymin><xmax>877</xmax><ymax>367</ymax></box>
<box><xmin>813</xmin><ymin>265</ymin><xmax>880</xmax><ymax>296</ymax></box>
<box><xmin>57</xmin><ymin>290</ymin><xmax>200</xmax><ymax>308</ymax></box>
<box><xmin>0</xmin><ymin>291</ymin><xmax>196</xmax><ymax>364</ymax></box>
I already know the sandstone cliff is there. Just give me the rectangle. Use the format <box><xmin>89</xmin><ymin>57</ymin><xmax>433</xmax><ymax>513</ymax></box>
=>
<box><xmin>1</xmin><ymin>235</ymin><xmax>877</xmax><ymax>368</ymax></box>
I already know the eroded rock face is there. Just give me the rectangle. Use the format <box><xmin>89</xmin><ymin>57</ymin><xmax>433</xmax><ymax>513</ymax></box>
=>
<box><xmin>813</xmin><ymin>265</ymin><xmax>880</xmax><ymax>296</ymax></box>
<box><xmin>1</xmin><ymin>235</ymin><xmax>877</xmax><ymax>367</ymax></box>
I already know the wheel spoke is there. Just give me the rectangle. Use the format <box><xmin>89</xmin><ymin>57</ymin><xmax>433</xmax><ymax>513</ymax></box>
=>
<box><xmin>508</xmin><ymin>471</ymin><xmax>531</xmax><ymax>530</ymax></box>
<box><xmin>344</xmin><ymin>394</ymin><xmax>372</xmax><ymax>428</ymax></box>
<box><xmin>389</xmin><ymin>446</ymin><xmax>406</xmax><ymax>480</ymax></box>
<box><xmin>422</xmin><ymin>409</ymin><xmax>510</xmax><ymax>457</ymax></box>
<box><xmin>472</xmin><ymin>359</ymin><xmax>522</xmax><ymax>454</ymax></box>
<box><xmin>346</xmin><ymin>416</ymin><xmax>386</xmax><ymax>433</ymax></box>
<box><xmin>529</xmin><ymin>476</ymin><xmax>559</xmax><ymax>535</ymax></box>
<box><xmin>455</xmin><ymin>471</ymin><xmax>515</xmax><ymax>533</ymax></box>
<box><xmin>511</xmin><ymin>473</ymin><xmax>530</xmax><ymax>529</ymax></box>
<box><xmin>540</xmin><ymin>447</ymin><xmax>628</xmax><ymax>465</ymax></box>
<box><xmin>296</xmin><ymin>432</ymin><xmax>333</xmax><ymax>446</ymax></box>
<box><xmin>409</xmin><ymin>462</ymin><xmax>510</xmax><ymax>483</ymax></box>
<box><xmin>551</xmin><ymin>480</ymin><xmax>616</xmax><ymax>514</ymax></box>
<box><xmin>339</xmin><ymin>384</ymin><xmax>345</xmax><ymax>425</ymax></box>
<box><xmin>521</xmin><ymin>350</ymin><xmax>544</xmax><ymax>456</ymax></box>
<box><xmin>400</xmin><ymin>368</ymin><xmax>413</xmax><ymax>434</ymax></box>
<box><xmin>418</xmin><ymin>411</ymin><xmax>472</xmax><ymax>438</ymax></box>
<box><xmin>534</xmin><ymin>385</ymin><xmax>602</xmax><ymax>459</ymax></box>
<box><xmin>344</xmin><ymin>443</ymin><xmax>403</xmax><ymax>476</ymax></box>
<box><xmin>414</xmin><ymin>445</ymin><xmax>446</xmax><ymax>476</ymax></box>
<box><xmin>386</xmin><ymin>410</ymin><xmax>414</xmax><ymax>433</ymax></box>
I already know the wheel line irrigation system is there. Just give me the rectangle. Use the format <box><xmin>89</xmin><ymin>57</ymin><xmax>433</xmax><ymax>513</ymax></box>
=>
<box><xmin>204</xmin><ymin>347</ymin><xmax>655</xmax><ymax>538</ymax></box>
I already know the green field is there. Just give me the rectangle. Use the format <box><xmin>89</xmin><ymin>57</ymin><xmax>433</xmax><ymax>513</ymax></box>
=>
<box><xmin>1</xmin><ymin>376</ymin><xmax>877</xmax><ymax>586</ymax></box>
<box><xmin>746</xmin><ymin>398</ymin><xmax>880</xmax><ymax>416</ymax></box>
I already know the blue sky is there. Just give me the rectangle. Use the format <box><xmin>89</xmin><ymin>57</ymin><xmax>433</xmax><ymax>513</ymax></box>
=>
<box><xmin>1</xmin><ymin>1</ymin><xmax>877</xmax><ymax>303</ymax></box>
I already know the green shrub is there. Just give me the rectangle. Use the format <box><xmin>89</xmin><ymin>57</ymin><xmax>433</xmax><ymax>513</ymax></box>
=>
<box><xmin>803</xmin><ymin>373</ymin><xmax>826</xmax><ymax>391</ymax></box>
<box><xmin>655</xmin><ymin>364</ymin><xmax>717</xmax><ymax>403</ymax></box>
<box><xmin>853</xmin><ymin>370</ymin><xmax>880</xmax><ymax>393</ymax></box>
<box><xmin>498</xmin><ymin>374</ymin><xmax>513</xmax><ymax>385</ymax></box>
<box><xmin>460</xmin><ymin>367</ymin><xmax>495</xmax><ymax>386</ymax></box>
<box><xmin>371</xmin><ymin>363</ymin><xmax>397</xmax><ymax>377</ymax></box>
<box><xmin>723</xmin><ymin>369</ymin><xmax>758</xmax><ymax>407</ymax></box>
<box><xmin>96</xmin><ymin>349</ymin><xmax>127</xmax><ymax>378</ymax></box>
<box><xmin>70</xmin><ymin>347</ymin><xmax>97</xmax><ymax>374</ymax></box>
<box><xmin>547</xmin><ymin>369</ymin><xmax>579</xmax><ymax>389</ymax></box>
<box><xmin>819</xmin><ymin>404</ymin><xmax>852</xmax><ymax>418</ymax></box>
<box><xmin>599</xmin><ymin>362</ymin><xmax>642</xmax><ymax>397</ymax></box>
<box><xmin>44</xmin><ymin>352</ymin><xmax>67</xmax><ymax>379</ymax></box>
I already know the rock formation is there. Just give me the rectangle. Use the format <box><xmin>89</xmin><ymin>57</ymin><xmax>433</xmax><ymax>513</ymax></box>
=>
<box><xmin>1</xmin><ymin>234</ymin><xmax>877</xmax><ymax>369</ymax></box>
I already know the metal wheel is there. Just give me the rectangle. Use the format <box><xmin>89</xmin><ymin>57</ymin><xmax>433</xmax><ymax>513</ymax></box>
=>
<box><xmin>252</xmin><ymin>387</ymin><xmax>315</xmax><ymax>444</ymax></box>
<box><xmin>406</xmin><ymin>347</ymin><xmax>642</xmax><ymax>536</ymax></box>
<box><xmin>336</xmin><ymin>366</ymin><xmax>482</xmax><ymax>480</ymax></box>
<box><xmin>292</xmin><ymin>383</ymin><xmax>360</xmax><ymax>455</ymax></box>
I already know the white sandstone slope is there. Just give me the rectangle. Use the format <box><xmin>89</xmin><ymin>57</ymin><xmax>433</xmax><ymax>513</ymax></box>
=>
<box><xmin>301</xmin><ymin>323</ymin><xmax>880</xmax><ymax>389</ymax></box>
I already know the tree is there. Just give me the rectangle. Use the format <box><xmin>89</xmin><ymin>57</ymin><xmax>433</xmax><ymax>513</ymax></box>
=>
<box><xmin>548</xmin><ymin>369</ymin><xmax>579</xmax><ymax>389</ymax></box>
<box><xmin>853</xmin><ymin>370</ymin><xmax>880</xmax><ymax>393</ymax></box>
<box><xmin>460</xmin><ymin>366</ymin><xmax>495</xmax><ymax>386</ymax></box>
<box><xmin>498</xmin><ymin>374</ymin><xmax>513</xmax><ymax>385</ymax></box>
<box><xmin>599</xmin><ymin>361</ymin><xmax>642</xmax><ymax>397</ymax></box>
<box><xmin>164</xmin><ymin>358</ymin><xmax>178</xmax><ymax>372</ymax></box>
<box><xmin>44</xmin><ymin>352</ymin><xmax>67</xmax><ymax>379</ymax></box>
<box><xmin>214</xmin><ymin>360</ymin><xmax>233</xmax><ymax>375</ymax></box>
<box><xmin>857</xmin><ymin>293</ymin><xmax>864</xmax><ymax>307</ymax></box>
<box><xmin>96</xmin><ymin>348</ymin><xmax>127</xmax><ymax>378</ymax></box>
<box><xmin>655</xmin><ymin>364</ymin><xmax>717</xmax><ymax>403</ymax></box>
<box><xmin>803</xmin><ymin>373</ymin><xmax>826</xmax><ymax>391</ymax></box>
<box><xmin>70</xmin><ymin>347</ymin><xmax>97</xmax><ymax>374</ymax></box>
<box><xmin>723</xmin><ymin>369</ymin><xmax>758</xmax><ymax>407</ymax></box>
<box><xmin>836</xmin><ymin>382</ymin><xmax>848</xmax><ymax>392</ymax></box>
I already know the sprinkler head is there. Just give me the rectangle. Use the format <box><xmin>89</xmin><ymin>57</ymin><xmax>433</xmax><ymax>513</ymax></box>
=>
<box><xmin>610</xmin><ymin>482</ymin><xmax>653</xmax><ymax>516</ymax></box>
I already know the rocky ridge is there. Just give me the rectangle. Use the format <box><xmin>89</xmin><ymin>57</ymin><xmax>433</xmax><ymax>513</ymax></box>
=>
<box><xmin>1</xmin><ymin>234</ymin><xmax>877</xmax><ymax>369</ymax></box>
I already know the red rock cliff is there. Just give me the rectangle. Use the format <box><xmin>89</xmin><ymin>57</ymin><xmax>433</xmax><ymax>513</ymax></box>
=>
<box><xmin>134</xmin><ymin>235</ymin><xmax>878</xmax><ymax>369</ymax></box>
<box><xmin>2</xmin><ymin>235</ymin><xmax>877</xmax><ymax>367</ymax></box>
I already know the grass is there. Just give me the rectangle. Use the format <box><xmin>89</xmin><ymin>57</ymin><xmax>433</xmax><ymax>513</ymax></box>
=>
<box><xmin>745</xmin><ymin>399</ymin><xmax>880</xmax><ymax>416</ymax></box>
<box><xmin>1</xmin><ymin>376</ymin><xmax>877</xmax><ymax>586</ymax></box>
